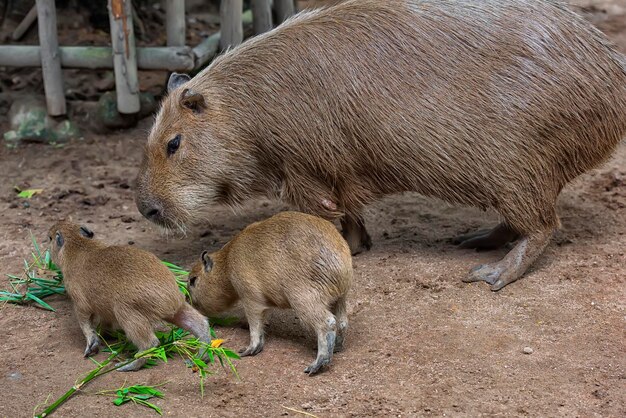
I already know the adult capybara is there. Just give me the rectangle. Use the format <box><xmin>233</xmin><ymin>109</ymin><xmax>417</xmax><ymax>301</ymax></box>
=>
<box><xmin>48</xmin><ymin>221</ymin><xmax>211</xmax><ymax>371</ymax></box>
<box><xmin>135</xmin><ymin>0</ymin><xmax>626</xmax><ymax>291</ymax></box>
<box><xmin>187</xmin><ymin>211</ymin><xmax>353</xmax><ymax>375</ymax></box>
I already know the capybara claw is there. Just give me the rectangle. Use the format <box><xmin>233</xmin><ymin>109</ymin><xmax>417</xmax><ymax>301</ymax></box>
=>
<box><xmin>464</xmin><ymin>263</ymin><xmax>502</xmax><ymax>285</ymax></box>
<box><xmin>239</xmin><ymin>344</ymin><xmax>263</xmax><ymax>357</ymax></box>
<box><xmin>83</xmin><ymin>338</ymin><xmax>101</xmax><ymax>357</ymax></box>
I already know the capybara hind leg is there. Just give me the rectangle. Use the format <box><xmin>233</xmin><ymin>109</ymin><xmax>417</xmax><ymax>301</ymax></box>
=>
<box><xmin>341</xmin><ymin>215</ymin><xmax>372</xmax><ymax>255</ymax></box>
<box><xmin>239</xmin><ymin>302</ymin><xmax>267</xmax><ymax>357</ymax></box>
<box><xmin>463</xmin><ymin>229</ymin><xmax>554</xmax><ymax>291</ymax></box>
<box><xmin>292</xmin><ymin>301</ymin><xmax>337</xmax><ymax>375</ymax></box>
<box><xmin>116</xmin><ymin>315</ymin><xmax>159</xmax><ymax>372</ymax></box>
<box><xmin>169</xmin><ymin>303</ymin><xmax>211</xmax><ymax>344</ymax></box>
<box><xmin>453</xmin><ymin>222</ymin><xmax>519</xmax><ymax>250</ymax></box>
<box><xmin>331</xmin><ymin>296</ymin><xmax>348</xmax><ymax>352</ymax></box>
<box><xmin>304</xmin><ymin>313</ymin><xmax>337</xmax><ymax>375</ymax></box>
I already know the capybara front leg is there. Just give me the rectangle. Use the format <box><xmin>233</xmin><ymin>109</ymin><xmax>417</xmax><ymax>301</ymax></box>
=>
<box><xmin>463</xmin><ymin>228</ymin><xmax>554</xmax><ymax>291</ymax></box>
<box><xmin>453</xmin><ymin>222</ymin><xmax>519</xmax><ymax>250</ymax></box>
<box><xmin>341</xmin><ymin>214</ymin><xmax>372</xmax><ymax>255</ymax></box>
<box><xmin>76</xmin><ymin>309</ymin><xmax>101</xmax><ymax>357</ymax></box>
<box><xmin>239</xmin><ymin>303</ymin><xmax>267</xmax><ymax>357</ymax></box>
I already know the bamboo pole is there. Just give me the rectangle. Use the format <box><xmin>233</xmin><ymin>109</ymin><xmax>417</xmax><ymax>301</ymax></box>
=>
<box><xmin>12</xmin><ymin>4</ymin><xmax>38</xmax><ymax>41</ymax></box>
<box><xmin>251</xmin><ymin>0</ymin><xmax>272</xmax><ymax>35</ymax></box>
<box><xmin>0</xmin><ymin>45</ymin><xmax>195</xmax><ymax>70</ymax></box>
<box><xmin>36</xmin><ymin>0</ymin><xmax>66</xmax><ymax>116</ymax></box>
<box><xmin>220</xmin><ymin>0</ymin><xmax>243</xmax><ymax>50</ymax></box>
<box><xmin>192</xmin><ymin>9</ymin><xmax>252</xmax><ymax>69</ymax></box>
<box><xmin>166</xmin><ymin>0</ymin><xmax>186</xmax><ymax>46</ymax></box>
<box><xmin>108</xmin><ymin>0</ymin><xmax>140</xmax><ymax>114</ymax></box>
<box><xmin>274</xmin><ymin>0</ymin><xmax>295</xmax><ymax>25</ymax></box>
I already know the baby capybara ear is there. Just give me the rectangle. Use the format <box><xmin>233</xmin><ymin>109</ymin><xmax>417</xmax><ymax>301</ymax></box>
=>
<box><xmin>79</xmin><ymin>226</ymin><xmax>94</xmax><ymax>239</ymax></box>
<box><xmin>180</xmin><ymin>89</ymin><xmax>206</xmax><ymax>113</ymax></box>
<box><xmin>201</xmin><ymin>251</ymin><xmax>213</xmax><ymax>272</ymax></box>
<box><xmin>167</xmin><ymin>72</ymin><xmax>190</xmax><ymax>92</ymax></box>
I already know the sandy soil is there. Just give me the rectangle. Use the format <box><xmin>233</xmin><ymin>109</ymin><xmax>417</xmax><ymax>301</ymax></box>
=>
<box><xmin>1</xmin><ymin>1</ymin><xmax>625</xmax><ymax>417</ymax></box>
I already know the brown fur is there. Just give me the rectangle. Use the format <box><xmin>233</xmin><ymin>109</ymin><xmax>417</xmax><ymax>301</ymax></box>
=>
<box><xmin>136</xmin><ymin>0</ymin><xmax>626</xmax><ymax>290</ymax></box>
<box><xmin>49</xmin><ymin>221</ymin><xmax>211</xmax><ymax>371</ymax></box>
<box><xmin>187</xmin><ymin>211</ymin><xmax>353</xmax><ymax>375</ymax></box>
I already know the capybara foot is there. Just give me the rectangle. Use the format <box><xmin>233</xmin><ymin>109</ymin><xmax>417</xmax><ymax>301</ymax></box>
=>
<box><xmin>304</xmin><ymin>355</ymin><xmax>332</xmax><ymax>375</ymax></box>
<box><xmin>83</xmin><ymin>337</ymin><xmax>101</xmax><ymax>357</ymax></box>
<box><xmin>463</xmin><ymin>230</ymin><xmax>553</xmax><ymax>291</ymax></box>
<box><xmin>454</xmin><ymin>223</ymin><xmax>519</xmax><ymax>251</ymax></box>
<box><xmin>116</xmin><ymin>358</ymin><xmax>147</xmax><ymax>372</ymax></box>
<box><xmin>239</xmin><ymin>343</ymin><xmax>264</xmax><ymax>357</ymax></box>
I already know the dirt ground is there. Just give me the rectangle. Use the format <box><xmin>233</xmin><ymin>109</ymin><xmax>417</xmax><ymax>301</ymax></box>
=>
<box><xmin>1</xmin><ymin>1</ymin><xmax>625</xmax><ymax>417</ymax></box>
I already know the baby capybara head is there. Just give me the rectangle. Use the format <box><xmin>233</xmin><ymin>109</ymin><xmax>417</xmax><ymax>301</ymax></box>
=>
<box><xmin>135</xmin><ymin>73</ymin><xmax>253</xmax><ymax>231</ymax></box>
<box><xmin>187</xmin><ymin>250</ymin><xmax>237</xmax><ymax>316</ymax></box>
<box><xmin>48</xmin><ymin>221</ymin><xmax>95</xmax><ymax>267</ymax></box>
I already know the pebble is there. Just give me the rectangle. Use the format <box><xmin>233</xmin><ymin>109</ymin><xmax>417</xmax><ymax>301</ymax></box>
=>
<box><xmin>7</xmin><ymin>371</ymin><xmax>22</xmax><ymax>381</ymax></box>
<box><xmin>523</xmin><ymin>347</ymin><xmax>534</xmax><ymax>354</ymax></box>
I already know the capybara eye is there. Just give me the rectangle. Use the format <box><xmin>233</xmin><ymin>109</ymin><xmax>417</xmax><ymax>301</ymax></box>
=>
<box><xmin>189</xmin><ymin>276</ymin><xmax>197</xmax><ymax>287</ymax></box>
<box><xmin>167</xmin><ymin>135</ymin><xmax>181</xmax><ymax>156</ymax></box>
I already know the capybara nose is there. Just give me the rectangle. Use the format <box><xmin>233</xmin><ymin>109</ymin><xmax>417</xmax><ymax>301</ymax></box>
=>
<box><xmin>137</xmin><ymin>200</ymin><xmax>163</xmax><ymax>222</ymax></box>
<box><xmin>145</xmin><ymin>208</ymin><xmax>160</xmax><ymax>219</ymax></box>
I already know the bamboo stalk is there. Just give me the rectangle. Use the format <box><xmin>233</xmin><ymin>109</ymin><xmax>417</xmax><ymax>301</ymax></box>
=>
<box><xmin>274</xmin><ymin>0</ymin><xmax>296</xmax><ymax>24</ymax></box>
<box><xmin>0</xmin><ymin>45</ymin><xmax>195</xmax><ymax>71</ymax></box>
<box><xmin>36</xmin><ymin>0</ymin><xmax>66</xmax><ymax>116</ymax></box>
<box><xmin>108</xmin><ymin>0</ymin><xmax>140</xmax><ymax>114</ymax></box>
<box><xmin>166</xmin><ymin>0</ymin><xmax>186</xmax><ymax>46</ymax></box>
<box><xmin>220</xmin><ymin>0</ymin><xmax>243</xmax><ymax>50</ymax></box>
<box><xmin>193</xmin><ymin>9</ymin><xmax>253</xmax><ymax>69</ymax></box>
<box><xmin>252</xmin><ymin>0</ymin><xmax>273</xmax><ymax>34</ymax></box>
<box><xmin>12</xmin><ymin>4</ymin><xmax>38</xmax><ymax>41</ymax></box>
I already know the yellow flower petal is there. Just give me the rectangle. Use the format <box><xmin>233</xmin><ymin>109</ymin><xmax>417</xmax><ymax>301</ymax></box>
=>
<box><xmin>210</xmin><ymin>339</ymin><xmax>225</xmax><ymax>348</ymax></box>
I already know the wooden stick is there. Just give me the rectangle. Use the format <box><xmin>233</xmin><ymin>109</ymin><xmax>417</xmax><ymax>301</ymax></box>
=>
<box><xmin>0</xmin><ymin>45</ymin><xmax>195</xmax><ymax>71</ymax></box>
<box><xmin>12</xmin><ymin>4</ymin><xmax>38</xmax><ymax>41</ymax></box>
<box><xmin>193</xmin><ymin>9</ymin><xmax>253</xmax><ymax>69</ymax></box>
<box><xmin>251</xmin><ymin>0</ymin><xmax>273</xmax><ymax>35</ymax></box>
<box><xmin>274</xmin><ymin>0</ymin><xmax>295</xmax><ymax>25</ymax></box>
<box><xmin>108</xmin><ymin>0</ymin><xmax>140</xmax><ymax>114</ymax></box>
<box><xmin>220</xmin><ymin>0</ymin><xmax>243</xmax><ymax>50</ymax></box>
<box><xmin>166</xmin><ymin>0</ymin><xmax>186</xmax><ymax>46</ymax></box>
<box><xmin>36</xmin><ymin>0</ymin><xmax>66</xmax><ymax>116</ymax></box>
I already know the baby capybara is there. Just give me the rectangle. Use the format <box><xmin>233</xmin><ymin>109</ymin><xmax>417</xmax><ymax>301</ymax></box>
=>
<box><xmin>48</xmin><ymin>221</ymin><xmax>211</xmax><ymax>371</ymax></box>
<box><xmin>136</xmin><ymin>0</ymin><xmax>626</xmax><ymax>291</ymax></box>
<box><xmin>187</xmin><ymin>212</ymin><xmax>353</xmax><ymax>375</ymax></box>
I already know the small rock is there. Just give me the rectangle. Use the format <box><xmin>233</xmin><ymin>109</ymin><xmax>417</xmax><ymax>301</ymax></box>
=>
<box><xmin>301</xmin><ymin>402</ymin><xmax>313</xmax><ymax>410</ymax></box>
<box><xmin>523</xmin><ymin>347</ymin><xmax>534</xmax><ymax>354</ymax></box>
<box><xmin>7</xmin><ymin>371</ymin><xmax>22</xmax><ymax>381</ymax></box>
<box><xmin>54</xmin><ymin>120</ymin><xmax>81</xmax><ymax>141</ymax></box>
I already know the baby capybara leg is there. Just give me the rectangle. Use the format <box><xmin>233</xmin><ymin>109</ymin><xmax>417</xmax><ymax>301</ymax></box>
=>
<box><xmin>76</xmin><ymin>308</ymin><xmax>101</xmax><ymax>357</ymax></box>
<box><xmin>463</xmin><ymin>228</ymin><xmax>554</xmax><ymax>291</ymax></box>
<box><xmin>331</xmin><ymin>296</ymin><xmax>348</xmax><ymax>352</ymax></box>
<box><xmin>295</xmin><ymin>304</ymin><xmax>337</xmax><ymax>375</ymax></box>
<box><xmin>116</xmin><ymin>315</ymin><xmax>159</xmax><ymax>372</ymax></box>
<box><xmin>239</xmin><ymin>302</ymin><xmax>267</xmax><ymax>357</ymax></box>
<box><xmin>453</xmin><ymin>222</ymin><xmax>520</xmax><ymax>250</ymax></box>
<box><xmin>169</xmin><ymin>303</ymin><xmax>211</xmax><ymax>345</ymax></box>
<box><xmin>341</xmin><ymin>214</ymin><xmax>372</xmax><ymax>255</ymax></box>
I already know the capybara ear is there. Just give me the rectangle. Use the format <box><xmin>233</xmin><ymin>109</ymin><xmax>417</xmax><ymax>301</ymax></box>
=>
<box><xmin>167</xmin><ymin>72</ymin><xmax>191</xmax><ymax>92</ymax></box>
<box><xmin>181</xmin><ymin>88</ymin><xmax>206</xmax><ymax>113</ymax></box>
<box><xmin>201</xmin><ymin>251</ymin><xmax>213</xmax><ymax>272</ymax></box>
<box><xmin>79</xmin><ymin>226</ymin><xmax>94</xmax><ymax>239</ymax></box>
<box><xmin>55</xmin><ymin>231</ymin><xmax>64</xmax><ymax>248</ymax></box>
